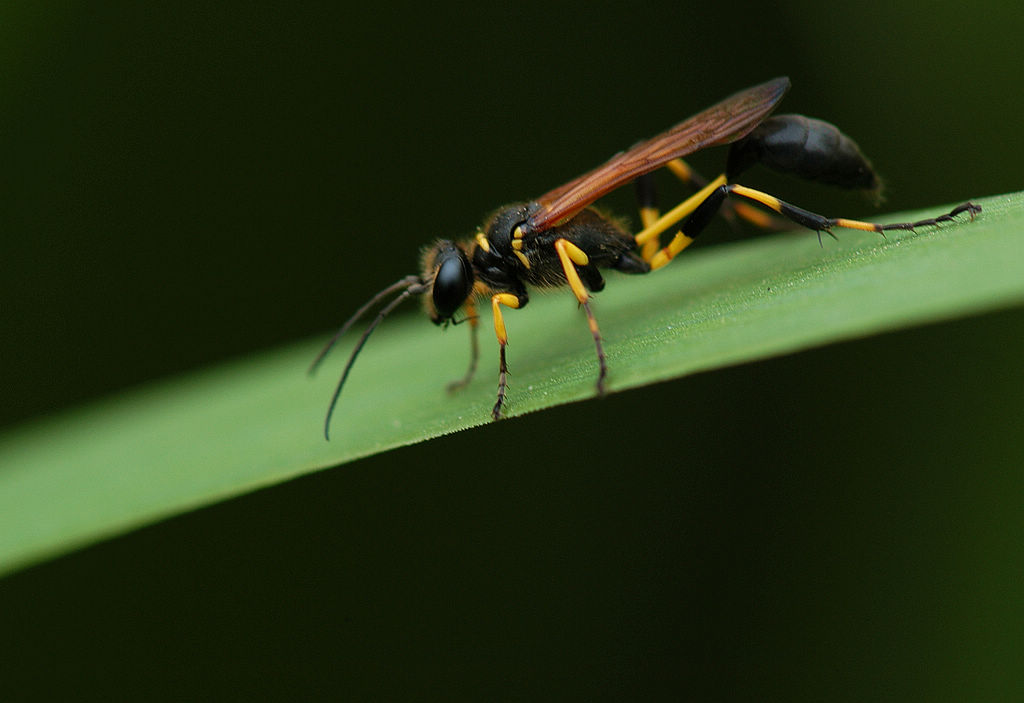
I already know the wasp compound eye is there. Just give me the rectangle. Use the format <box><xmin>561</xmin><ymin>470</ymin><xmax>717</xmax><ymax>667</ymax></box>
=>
<box><xmin>432</xmin><ymin>247</ymin><xmax>474</xmax><ymax>322</ymax></box>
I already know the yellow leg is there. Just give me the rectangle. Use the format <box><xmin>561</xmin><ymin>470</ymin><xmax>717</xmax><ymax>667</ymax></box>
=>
<box><xmin>553</xmin><ymin>238</ymin><xmax>608</xmax><ymax>396</ymax></box>
<box><xmin>490</xmin><ymin>292</ymin><xmax>523</xmax><ymax>421</ymax></box>
<box><xmin>554</xmin><ymin>238</ymin><xmax>591</xmax><ymax>304</ymax></box>
<box><xmin>649</xmin><ymin>231</ymin><xmax>695</xmax><ymax>271</ymax></box>
<box><xmin>446</xmin><ymin>299</ymin><xmax>479</xmax><ymax>393</ymax></box>
<box><xmin>639</xmin><ymin>207</ymin><xmax>660</xmax><ymax>261</ymax></box>
<box><xmin>666</xmin><ymin>160</ymin><xmax>786</xmax><ymax>231</ymax></box>
<box><xmin>635</xmin><ymin>174</ymin><xmax>727</xmax><ymax>252</ymax></box>
<box><xmin>731</xmin><ymin>201</ymin><xmax>781</xmax><ymax>229</ymax></box>
<box><xmin>491</xmin><ymin>292</ymin><xmax>520</xmax><ymax>345</ymax></box>
<box><xmin>664</xmin><ymin>158</ymin><xmax>695</xmax><ymax>184</ymax></box>
<box><xmin>727</xmin><ymin>184</ymin><xmax>981</xmax><ymax>235</ymax></box>
<box><xmin>712</xmin><ymin>183</ymin><xmax>983</xmax><ymax>240</ymax></box>
<box><xmin>639</xmin><ymin>206</ymin><xmax>660</xmax><ymax>229</ymax></box>
<box><xmin>636</xmin><ymin>159</ymin><xmax>714</xmax><ymax>260</ymax></box>
<box><xmin>581</xmin><ymin>301</ymin><xmax>607</xmax><ymax>395</ymax></box>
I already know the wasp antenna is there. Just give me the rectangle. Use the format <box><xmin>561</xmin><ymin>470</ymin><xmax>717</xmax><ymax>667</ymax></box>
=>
<box><xmin>308</xmin><ymin>275</ymin><xmax>423</xmax><ymax>376</ymax></box>
<box><xmin>323</xmin><ymin>279</ymin><xmax>427</xmax><ymax>440</ymax></box>
<box><xmin>450</xmin><ymin>313</ymin><xmax>480</xmax><ymax>326</ymax></box>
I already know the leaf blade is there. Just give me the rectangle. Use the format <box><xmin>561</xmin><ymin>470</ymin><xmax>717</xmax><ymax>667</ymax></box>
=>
<box><xmin>1</xmin><ymin>192</ymin><xmax>1022</xmax><ymax>576</ymax></box>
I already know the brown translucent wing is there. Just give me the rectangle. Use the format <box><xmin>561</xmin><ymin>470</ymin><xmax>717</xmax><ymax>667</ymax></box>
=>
<box><xmin>525</xmin><ymin>77</ymin><xmax>791</xmax><ymax>232</ymax></box>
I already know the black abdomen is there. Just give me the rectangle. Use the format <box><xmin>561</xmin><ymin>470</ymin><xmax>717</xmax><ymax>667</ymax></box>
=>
<box><xmin>726</xmin><ymin>114</ymin><xmax>879</xmax><ymax>191</ymax></box>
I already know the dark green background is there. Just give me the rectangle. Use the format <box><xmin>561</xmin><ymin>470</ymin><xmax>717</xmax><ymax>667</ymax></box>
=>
<box><xmin>2</xmin><ymin>1</ymin><xmax>1023</xmax><ymax>699</ymax></box>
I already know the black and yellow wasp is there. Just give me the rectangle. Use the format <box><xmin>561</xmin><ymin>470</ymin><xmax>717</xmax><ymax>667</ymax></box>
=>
<box><xmin>312</xmin><ymin>77</ymin><xmax>980</xmax><ymax>438</ymax></box>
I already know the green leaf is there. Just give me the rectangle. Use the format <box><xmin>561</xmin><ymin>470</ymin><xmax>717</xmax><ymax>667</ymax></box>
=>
<box><xmin>2</xmin><ymin>192</ymin><xmax>1023</xmax><ymax>577</ymax></box>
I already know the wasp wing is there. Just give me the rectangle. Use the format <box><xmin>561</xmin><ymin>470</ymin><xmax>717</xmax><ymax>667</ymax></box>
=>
<box><xmin>525</xmin><ymin>77</ymin><xmax>791</xmax><ymax>232</ymax></box>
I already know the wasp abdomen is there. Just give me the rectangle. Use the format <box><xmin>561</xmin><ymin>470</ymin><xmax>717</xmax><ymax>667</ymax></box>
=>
<box><xmin>726</xmin><ymin>114</ymin><xmax>879</xmax><ymax>191</ymax></box>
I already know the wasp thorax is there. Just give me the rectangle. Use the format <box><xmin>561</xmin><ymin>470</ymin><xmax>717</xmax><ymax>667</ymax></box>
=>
<box><xmin>424</xmin><ymin>240</ymin><xmax>474</xmax><ymax>324</ymax></box>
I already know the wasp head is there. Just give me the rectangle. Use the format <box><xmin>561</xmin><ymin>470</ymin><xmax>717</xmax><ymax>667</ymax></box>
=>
<box><xmin>421</xmin><ymin>240</ymin><xmax>474</xmax><ymax>324</ymax></box>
